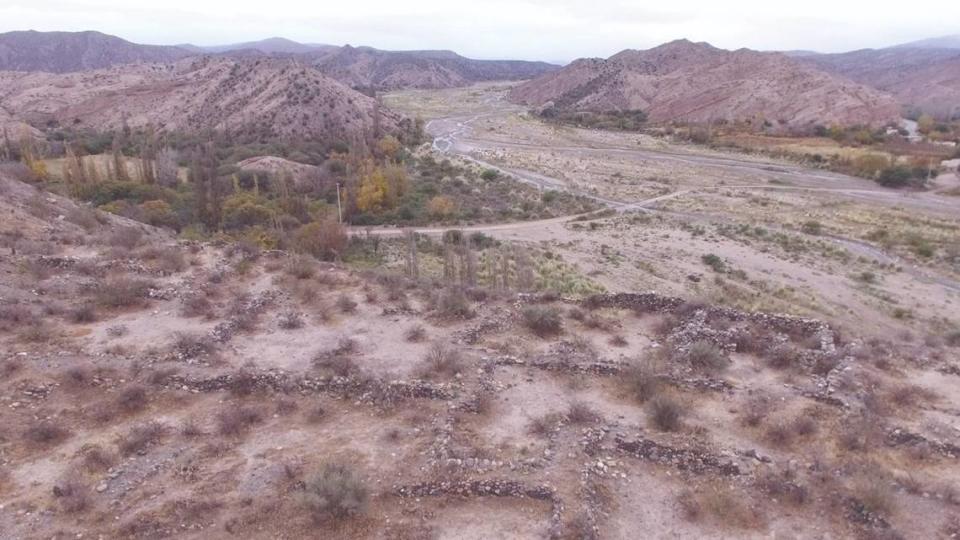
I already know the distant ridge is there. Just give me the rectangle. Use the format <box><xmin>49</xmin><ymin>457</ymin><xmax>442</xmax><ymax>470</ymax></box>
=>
<box><xmin>0</xmin><ymin>30</ymin><xmax>191</xmax><ymax>73</ymax></box>
<box><xmin>891</xmin><ymin>34</ymin><xmax>960</xmax><ymax>50</ymax></box>
<box><xmin>510</xmin><ymin>39</ymin><xmax>900</xmax><ymax>127</ymax></box>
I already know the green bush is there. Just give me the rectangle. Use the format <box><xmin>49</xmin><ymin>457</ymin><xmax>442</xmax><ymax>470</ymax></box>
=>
<box><xmin>701</xmin><ymin>254</ymin><xmax>726</xmax><ymax>273</ymax></box>
<box><xmin>801</xmin><ymin>221</ymin><xmax>822</xmax><ymax>235</ymax></box>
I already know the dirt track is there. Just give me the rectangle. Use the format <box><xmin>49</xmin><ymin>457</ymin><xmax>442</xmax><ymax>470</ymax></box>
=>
<box><xmin>376</xmin><ymin>85</ymin><xmax>960</xmax><ymax>306</ymax></box>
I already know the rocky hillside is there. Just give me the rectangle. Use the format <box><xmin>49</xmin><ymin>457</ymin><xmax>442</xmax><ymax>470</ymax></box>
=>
<box><xmin>0</xmin><ymin>31</ymin><xmax>555</xmax><ymax>91</ymax></box>
<box><xmin>309</xmin><ymin>45</ymin><xmax>558</xmax><ymax>90</ymax></box>
<box><xmin>509</xmin><ymin>40</ymin><xmax>901</xmax><ymax>128</ymax></box>
<box><xmin>800</xmin><ymin>48</ymin><xmax>960</xmax><ymax>118</ymax></box>
<box><xmin>0</xmin><ymin>56</ymin><xmax>404</xmax><ymax>146</ymax></box>
<box><xmin>0</xmin><ymin>30</ymin><xmax>192</xmax><ymax>73</ymax></box>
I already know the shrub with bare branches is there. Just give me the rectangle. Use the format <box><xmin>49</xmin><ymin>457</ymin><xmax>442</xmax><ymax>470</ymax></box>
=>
<box><xmin>216</xmin><ymin>406</ymin><xmax>263</xmax><ymax>436</ymax></box>
<box><xmin>302</xmin><ymin>463</ymin><xmax>369</xmax><ymax>524</ymax></box>
<box><xmin>419</xmin><ymin>342</ymin><xmax>463</xmax><ymax>379</ymax></box>
<box><xmin>117</xmin><ymin>421</ymin><xmax>167</xmax><ymax>455</ymax></box>
<box><xmin>523</xmin><ymin>305</ymin><xmax>563</xmax><ymax>337</ymax></box>
<box><xmin>52</xmin><ymin>474</ymin><xmax>91</xmax><ymax>513</ymax></box>
<box><xmin>647</xmin><ymin>395</ymin><xmax>683</xmax><ymax>431</ymax></box>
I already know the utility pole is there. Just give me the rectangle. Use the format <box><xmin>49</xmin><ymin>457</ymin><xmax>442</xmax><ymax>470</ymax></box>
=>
<box><xmin>336</xmin><ymin>182</ymin><xmax>343</xmax><ymax>224</ymax></box>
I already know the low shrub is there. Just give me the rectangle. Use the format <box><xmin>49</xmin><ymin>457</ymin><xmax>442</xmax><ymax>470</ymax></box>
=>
<box><xmin>69</xmin><ymin>303</ymin><xmax>97</xmax><ymax>323</ymax></box>
<box><xmin>623</xmin><ymin>363</ymin><xmax>662</xmax><ymax>403</ymax></box>
<box><xmin>566</xmin><ymin>401</ymin><xmax>600</xmax><ymax>424</ymax></box>
<box><xmin>53</xmin><ymin>474</ymin><xmax>91</xmax><ymax>513</ymax></box>
<box><xmin>404</xmin><ymin>324</ymin><xmax>427</xmax><ymax>342</ymax></box>
<box><xmin>286</xmin><ymin>255</ymin><xmax>316</xmax><ymax>279</ymax></box>
<box><xmin>435</xmin><ymin>288</ymin><xmax>474</xmax><ymax>320</ymax></box>
<box><xmin>23</xmin><ymin>421</ymin><xmax>70</xmax><ymax>446</ymax></box>
<box><xmin>117</xmin><ymin>421</ymin><xmax>167</xmax><ymax>455</ymax></box>
<box><xmin>116</xmin><ymin>385</ymin><xmax>148</xmax><ymax>414</ymax></box>
<box><xmin>96</xmin><ymin>277</ymin><xmax>154</xmax><ymax>308</ymax></box>
<box><xmin>647</xmin><ymin>395</ymin><xmax>683</xmax><ymax>431</ymax></box>
<box><xmin>420</xmin><ymin>342</ymin><xmax>463</xmax><ymax>379</ymax></box>
<box><xmin>216</xmin><ymin>406</ymin><xmax>263</xmax><ymax>436</ymax></box>
<box><xmin>336</xmin><ymin>294</ymin><xmax>358</xmax><ymax>314</ymax></box>
<box><xmin>685</xmin><ymin>341</ymin><xmax>730</xmax><ymax>373</ymax></box>
<box><xmin>522</xmin><ymin>305</ymin><xmax>563</xmax><ymax>337</ymax></box>
<box><xmin>302</xmin><ymin>463</ymin><xmax>369</xmax><ymax>523</ymax></box>
<box><xmin>278</xmin><ymin>311</ymin><xmax>304</xmax><ymax>330</ymax></box>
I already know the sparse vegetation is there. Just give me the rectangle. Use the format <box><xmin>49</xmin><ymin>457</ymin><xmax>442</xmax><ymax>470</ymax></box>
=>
<box><xmin>302</xmin><ymin>463</ymin><xmax>369</xmax><ymax>524</ymax></box>
<box><xmin>684</xmin><ymin>341</ymin><xmax>730</xmax><ymax>373</ymax></box>
<box><xmin>216</xmin><ymin>406</ymin><xmax>263</xmax><ymax>437</ymax></box>
<box><xmin>420</xmin><ymin>342</ymin><xmax>463</xmax><ymax>378</ymax></box>
<box><xmin>647</xmin><ymin>395</ymin><xmax>683</xmax><ymax>431</ymax></box>
<box><xmin>566</xmin><ymin>401</ymin><xmax>600</xmax><ymax>424</ymax></box>
<box><xmin>404</xmin><ymin>324</ymin><xmax>427</xmax><ymax>342</ymax></box>
<box><xmin>522</xmin><ymin>305</ymin><xmax>563</xmax><ymax>337</ymax></box>
<box><xmin>23</xmin><ymin>421</ymin><xmax>70</xmax><ymax>446</ymax></box>
<box><xmin>117</xmin><ymin>421</ymin><xmax>167</xmax><ymax>455</ymax></box>
<box><xmin>624</xmin><ymin>362</ymin><xmax>662</xmax><ymax>403</ymax></box>
<box><xmin>96</xmin><ymin>277</ymin><xmax>154</xmax><ymax>308</ymax></box>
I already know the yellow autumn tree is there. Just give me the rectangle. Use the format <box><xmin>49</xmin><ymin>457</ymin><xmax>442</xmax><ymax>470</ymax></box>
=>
<box><xmin>356</xmin><ymin>166</ymin><xmax>388</xmax><ymax>213</ymax></box>
<box><xmin>427</xmin><ymin>195</ymin><xmax>456</xmax><ymax>218</ymax></box>
<box><xmin>382</xmin><ymin>163</ymin><xmax>408</xmax><ymax>207</ymax></box>
<box><xmin>377</xmin><ymin>135</ymin><xmax>402</xmax><ymax>160</ymax></box>
<box><xmin>917</xmin><ymin>114</ymin><xmax>935</xmax><ymax>135</ymax></box>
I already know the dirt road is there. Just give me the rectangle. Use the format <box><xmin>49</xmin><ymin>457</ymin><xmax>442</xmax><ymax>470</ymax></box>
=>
<box><xmin>360</xmin><ymin>99</ymin><xmax>960</xmax><ymax>293</ymax></box>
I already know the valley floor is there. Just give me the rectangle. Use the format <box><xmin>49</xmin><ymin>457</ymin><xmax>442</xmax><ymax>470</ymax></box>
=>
<box><xmin>0</xmin><ymin>84</ymin><xmax>958</xmax><ymax>540</ymax></box>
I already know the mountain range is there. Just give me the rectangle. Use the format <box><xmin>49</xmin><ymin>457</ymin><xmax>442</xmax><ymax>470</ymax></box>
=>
<box><xmin>0</xmin><ymin>30</ymin><xmax>558</xmax><ymax>90</ymax></box>
<box><xmin>1</xmin><ymin>29</ymin><xmax>958</xmax><ymax>143</ymax></box>
<box><xmin>509</xmin><ymin>40</ymin><xmax>901</xmax><ymax>128</ymax></box>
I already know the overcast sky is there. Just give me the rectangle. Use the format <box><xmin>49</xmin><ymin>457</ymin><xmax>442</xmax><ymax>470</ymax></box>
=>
<box><xmin>1</xmin><ymin>0</ymin><xmax>958</xmax><ymax>62</ymax></box>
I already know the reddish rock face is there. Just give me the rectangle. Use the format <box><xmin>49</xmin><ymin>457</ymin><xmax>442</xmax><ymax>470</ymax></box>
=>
<box><xmin>509</xmin><ymin>39</ymin><xmax>901</xmax><ymax>128</ymax></box>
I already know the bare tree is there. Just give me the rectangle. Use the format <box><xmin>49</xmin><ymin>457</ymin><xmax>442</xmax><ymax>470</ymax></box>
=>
<box><xmin>405</xmin><ymin>230</ymin><xmax>419</xmax><ymax>279</ymax></box>
<box><xmin>111</xmin><ymin>134</ymin><xmax>129</xmax><ymax>182</ymax></box>
<box><xmin>156</xmin><ymin>148</ymin><xmax>179</xmax><ymax>188</ymax></box>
